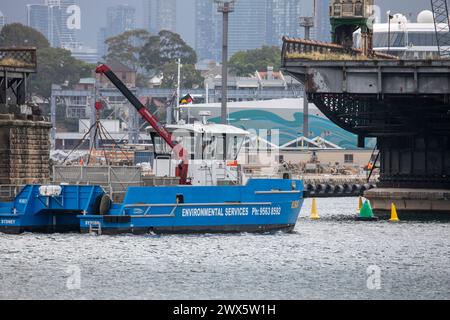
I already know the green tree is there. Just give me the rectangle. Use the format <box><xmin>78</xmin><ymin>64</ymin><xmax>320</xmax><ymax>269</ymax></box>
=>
<box><xmin>0</xmin><ymin>23</ymin><xmax>50</xmax><ymax>49</ymax></box>
<box><xmin>29</xmin><ymin>48</ymin><xmax>94</xmax><ymax>100</ymax></box>
<box><xmin>140</xmin><ymin>30</ymin><xmax>197</xmax><ymax>74</ymax></box>
<box><xmin>105</xmin><ymin>29</ymin><xmax>151</xmax><ymax>71</ymax></box>
<box><xmin>229</xmin><ymin>46</ymin><xmax>281</xmax><ymax>76</ymax></box>
<box><xmin>160</xmin><ymin>62</ymin><xmax>204</xmax><ymax>89</ymax></box>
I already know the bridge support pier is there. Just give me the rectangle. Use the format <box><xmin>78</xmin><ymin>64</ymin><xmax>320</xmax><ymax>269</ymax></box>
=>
<box><xmin>281</xmin><ymin>39</ymin><xmax>450</xmax><ymax>219</ymax></box>
<box><xmin>365</xmin><ymin>188</ymin><xmax>450</xmax><ymax>218</ymax></box>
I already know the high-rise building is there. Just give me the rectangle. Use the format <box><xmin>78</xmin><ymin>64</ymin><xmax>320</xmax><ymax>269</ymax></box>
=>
<box><xmin>314</xmin><ymin>0</ymin><xmax>331</xmax><ymax>42</ymax></box>
<box><xmin>57</xmin><ymin>0</ymin><xmax>77</xmax><ymax>47</ymax></box>
<box><xmin>106</xmin><ymin>5</ymin><xmax>136</xmax><ymax>38</ymax></box>
<box><xmin>27</xmin><ymin>4</ymin><xmax>54</xmax><ymax>44</ymax></box>
<box><xmin>268</xmin><ymin>0</ymin><xmax>302</xmax><ymax>46</ymax></box>
<box><xmin>0</xmin><ymin>10</ymin><xmax>6</xmax><ymax>31</ymax></box>
<box><xmin>156</xmin><ymin>0</ymin><xmax>176</xmax><ymax>32</ymax></box>
<box><xmin>26</xmin><ymin>0</ymin><xmax>77</xmax><ymax>48</ymax></box>
<box><xmin>195</xmin><ymin>0</ymin><xmax>221</xmax><ymax>61</ymax></box>
<box><xmin>228</xmin><ymin>0</ymin><xmax>268</xmax><ymax>57</ymax></box>
<box><xmin>195</xmin><ymin>0</ymin><xmax>303</xmax><ymax>62</ymax></box>
<box><xmin>98</xmin><ymin>5</ymin><xmax>136</xmax><ymax>58</ymax></box>
<box><xmin>143</xmin><ymin>0</ymin><xmax>177</xmax><ymax>34</ymax></box>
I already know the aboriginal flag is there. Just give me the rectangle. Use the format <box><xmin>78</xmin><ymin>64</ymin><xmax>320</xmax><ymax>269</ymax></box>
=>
<box><xmin>179</xmin><ymin>94</ymin><xmax>194</xmax><ymax>105</ymax></box>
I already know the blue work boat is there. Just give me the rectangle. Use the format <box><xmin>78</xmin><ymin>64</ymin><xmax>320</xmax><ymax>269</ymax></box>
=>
<box><xmin>79</xmin><ymin>179</ymin><xmax>303</xmax><ymax>235</ymax></box>
<box><xmin>0</xmin><ymin>179</ymin><xmax>303</xmax><ymax>235</ymax></box>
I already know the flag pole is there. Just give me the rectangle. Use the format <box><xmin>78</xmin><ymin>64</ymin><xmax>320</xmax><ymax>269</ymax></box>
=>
<box><xmin>176</xmin><ymin>58</ymin><xmax>181</xmax><ymax>123</ymax></box>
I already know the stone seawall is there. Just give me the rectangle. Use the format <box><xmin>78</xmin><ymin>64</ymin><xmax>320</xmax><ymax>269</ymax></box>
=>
<box><xmin>0</xmin><ymin>114</ymin><xmax>52</xmax><ymax>185</ymax></box>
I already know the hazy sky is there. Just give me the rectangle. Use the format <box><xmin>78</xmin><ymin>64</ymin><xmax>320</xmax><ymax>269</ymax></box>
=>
<box><xmin>0</xmin><ymin>0</ymin><xmax>430</xmax><ymax>49</ymax></box>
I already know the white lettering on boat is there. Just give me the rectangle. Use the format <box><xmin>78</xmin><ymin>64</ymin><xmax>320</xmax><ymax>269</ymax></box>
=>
<box><xmin>83</xmin><ymin>221</ymin><xmax>101</xmax><ymax>226</ymax></box>
<box><xmin>1</xmin><ymin>220</ymin><xmax>16</xmax><ymax>225</ymax></box>
<box><xmin>182</xmin><ymin>208</ymin><xmax>225</xmax><ymax>217</ymax></box>
<box><xmin>251</xmin><ymin>206</ymin><xmax>282</xmax><ymax>216</ymax></box>
<box><xmin>181</xmin><ymin>206</ymin><xmax>282</xmax><ymax>218</ymax></box>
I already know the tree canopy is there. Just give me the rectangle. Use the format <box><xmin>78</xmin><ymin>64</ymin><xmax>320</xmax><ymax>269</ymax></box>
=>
<box><xmin>159</xmin><ymin>62</ymin><xmax>203</xmax><ymax>89</ymax></box>
<box><xmin>106</xmin><ymin>29</ymin><xmax>202</xmax><ymax>89</ymax></box>
<box><xmin>139</xmin><ymin>30</ymin><xmax>197</xmax><ymax>72</ymax></box>
<box><xmin>0</xmin><ymin>23</ymin><xmax>92</xmax><ymax>100</ymax></box>
<box><xmin>29</xmin><ymin>48</ymin><xmax>94</xmax><ymax>100</ymax></box>
<box><xmin>229</xmin><ymin>46</ymin><xmax>281</xmax><ymax>76</ymax></box>
<box><xmin>0</xmin><ymin>23</ymin><xmax>50</xmax><ymax>49</ymax></box>
<box><xmin>105</xmin><ymin>29</ymin><xmax>151</xmax><ymax>71</ymax></box>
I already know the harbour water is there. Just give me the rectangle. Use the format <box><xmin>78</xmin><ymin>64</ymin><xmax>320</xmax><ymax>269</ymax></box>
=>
<box><xmin>0</xmin><ymin>197</ymin><xmax>449</xmax><ymax>300</ymax></box>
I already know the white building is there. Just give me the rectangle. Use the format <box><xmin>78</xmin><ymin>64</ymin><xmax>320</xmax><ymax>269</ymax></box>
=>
<box><xmin>356</xmin><ymin>10</ymin><xmax>449</xmax><ymax>59</ymax></box>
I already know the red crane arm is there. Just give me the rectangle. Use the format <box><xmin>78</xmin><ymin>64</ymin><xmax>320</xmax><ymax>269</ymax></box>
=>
<box><xmin>95</xmin><ymin>64</ymin><xmax>190</xmax><ymax>184</ymax></box>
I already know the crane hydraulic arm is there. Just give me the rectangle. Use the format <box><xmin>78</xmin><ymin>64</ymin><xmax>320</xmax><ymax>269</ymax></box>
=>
<box><xmin>95</xmin><ymin>64</ymin><xmax>190</xmax><ymax>185</ymax></box>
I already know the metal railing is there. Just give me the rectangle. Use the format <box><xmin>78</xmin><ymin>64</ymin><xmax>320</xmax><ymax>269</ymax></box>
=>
<box><xmin>52</xmin><ymin>165</ymin><xmax>142</xmax><ymax>202</ymax></box>
<box><xmin>282</xmin><ymin>37</ymin><xmax>397</xmax><ymax>61</ymax></box>
<box><xmin>0</xmin><ymin>48</ymin><xmax>37</xmax><ymax>69</ymax></box>
<box><xmin>0</xmin><ymin>185</ymin><xmax>24</xmax><ymax>201</ymax></box>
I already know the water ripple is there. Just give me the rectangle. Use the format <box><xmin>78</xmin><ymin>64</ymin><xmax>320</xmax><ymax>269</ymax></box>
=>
<box><xmin>0</xmin><ymin>197</ymin><xmax>449</xmax><ymax>300</ymax></box>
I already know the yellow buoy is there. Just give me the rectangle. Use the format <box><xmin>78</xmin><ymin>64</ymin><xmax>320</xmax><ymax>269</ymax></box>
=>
<box><xmin>310</xmin><ymin>198</ymin><xmax>320</xmax><ymax>220</ymax></box>
<box><xmin>389</xmin><ymin>203</ymin><xmax>400</xmax><ymax>222</ymax></box>
<box><xmin>358</xmin><ymin>196</ymin><xmax>363</xmax><ymax>212</ymax></box>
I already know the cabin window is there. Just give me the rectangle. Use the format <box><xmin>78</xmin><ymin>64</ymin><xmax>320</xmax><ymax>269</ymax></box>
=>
<box><xmin>176</xmin><ymin>194</ymin><xmax>184</xmax><ymax>204</ymax></box>
<box><xmin>344</xmin><ymin>154</ymin><xmax>354</xmax><ymax>164</ymax></box>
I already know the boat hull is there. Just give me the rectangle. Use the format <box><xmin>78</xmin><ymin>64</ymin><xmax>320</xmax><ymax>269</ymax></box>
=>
<box><xmin>0</xmin><ymin>179</ymin><xmax>304</xmax><ymax>235</ymax></box>
<box><xmin>79</xmin><ymin>179</ymin><xmax>304</xmax><ymax>235</ymax></box>
<box><xmin>80</xmin><ymin>223</ymin><xmax>296</xmax><ymax>235</ymax></box>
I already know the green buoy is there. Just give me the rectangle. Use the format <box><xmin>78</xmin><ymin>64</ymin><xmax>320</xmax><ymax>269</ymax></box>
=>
<box><xmin>356</xmin><ymin>200</ymin><xmax>379</xmax><ymax>221</ymax></box>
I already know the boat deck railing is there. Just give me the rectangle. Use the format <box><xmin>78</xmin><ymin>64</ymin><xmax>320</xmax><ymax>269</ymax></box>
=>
<box><xmin>0</xmin><ymin>185</ymin><xmax>24</xmax><ymax>202</ymax></box>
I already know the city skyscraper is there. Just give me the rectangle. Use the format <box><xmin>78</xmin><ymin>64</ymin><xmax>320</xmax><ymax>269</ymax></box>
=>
<box><xmin>26</xmin><ymin>0</ymin><xmax>78</xmax><ymax>48</ymax></box>
<box><xmin>267</xmin><ymin>0</ymin><xmax>302</xmax><ymax>46</ymax></box>
<box><xmin>314</xmin><ymin>0</ymin><xmax>331</xmax><ymax>42</ymax></box>
<box><xmin>27</xmin><ymin>4</ymin><xmax>55</xmax><ymax>45</ymax></box>
<box><xmin>98</xmin><ymin>5</ymin><xmax>136</xmax><ymax>58</ymax></box>
<box><xmin>195</xmin><ymin>0</ymin><xmax>220</xmax><ymax>61</ymax></box>
<box><xmin>0</xmin><ymin>10</ymin><xmax>6</xmax><ymax>31</ymax></box>
<box><xmin>195</xmin><ymin>0</ymin><xmax>304</xmax><ymax>62</ymax></box>
<box><xmin>57</xmin><ymin>0</ymin><xmax>77</xmax><ymax>47</ymax></box>
<box><xmin>143</xmin><ymin>0</ymin><xmax>177</xmax><ymax>34</ymax></box>
<box><xmin>228</xmin><ymin>0</ymin><xmax>268</xmax><ymax>57</ymax></box>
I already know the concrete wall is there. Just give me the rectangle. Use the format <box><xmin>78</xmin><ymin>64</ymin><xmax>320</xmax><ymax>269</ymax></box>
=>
<box><xmin>281</xmin><ymin>150</ymin><xmax>373</xmax><ymax>167</ymax></box>
<box><xmin>237</xmin><ymin>148</ymin><xmax>374</xmax><ymax>168</ymax></box>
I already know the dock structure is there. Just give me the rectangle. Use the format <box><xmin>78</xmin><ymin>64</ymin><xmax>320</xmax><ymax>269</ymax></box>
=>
<box><xmin>281</xmin><ymin>38</ymin><xmax>450</xmax><ymax>216</ymax></box>
<box><xmin>0</xmin><ymin>48</ymin><xmax>51</xmax><ymax>198</ymax></box>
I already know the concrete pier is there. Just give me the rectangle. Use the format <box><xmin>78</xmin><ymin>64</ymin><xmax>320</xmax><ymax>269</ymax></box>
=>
<box><xmin>281</xmin><ymin>38</ymin><xmax>450</xmax><ymax>218</ymax></box>
<box><xmin>0</xmin><ymin>113</ymin><xmax>52</xmax><ymax>186</ymax></box>
<box><xmin>365</xmin><ymin>188</ymin><xmax>450</xmax><ymax>218</ymax></box>
<box><xmin>0</xmin><ymin>48</ymin><xmax>51</xmax><ymax>197</ymax></box>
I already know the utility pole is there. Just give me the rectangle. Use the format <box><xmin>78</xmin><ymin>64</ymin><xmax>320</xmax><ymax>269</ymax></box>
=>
<box><xmin>299</xmin><ymin>16</ymin><xmax>314</xmax><ymax>139</ymax></box>
<box><xmin>387</xmin><ymin>11</ymin><xmax>393</xmax><ymax>55</ymax></box>
<box><xmin>50</xmin><ymin>85</ymin><xmax>57</xmax><ymax>149</ymax></box>
<box><xmin>215</xmin><ymin>0</ymin><xmax>236</xmax><ymax>125</ymax></box>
